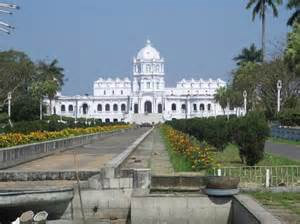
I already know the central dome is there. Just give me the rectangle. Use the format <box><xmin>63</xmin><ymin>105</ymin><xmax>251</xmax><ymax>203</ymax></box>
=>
<box><xmin>136</xmin><ymin>40</ymin><xmax>160</xmax><ymax>61</ymax></box>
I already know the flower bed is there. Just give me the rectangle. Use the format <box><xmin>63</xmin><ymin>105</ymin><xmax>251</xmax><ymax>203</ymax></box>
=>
<box><xmin>161</xmin><ymin>125</ymin><xmax>217</xmax><ymax>171</ymax></box>
<box><xmin>0</xmin><ymin>124</ymin><xmax>130</xmax><ymax>148</ymax></box>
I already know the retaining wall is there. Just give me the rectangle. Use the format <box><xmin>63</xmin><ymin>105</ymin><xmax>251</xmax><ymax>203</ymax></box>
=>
<box><xmin>0</xmin><ymin>128</ymin><xmax>130</xmax><ymax>170</ymax></box>
<box><xmin>271</xmin><ymin>126</ymin><xmax>300</xmax><ymax>141</ymax></box>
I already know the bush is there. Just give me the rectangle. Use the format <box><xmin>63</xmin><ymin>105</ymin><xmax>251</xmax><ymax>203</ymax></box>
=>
<box><xmin>277</xmin><ymin>108</ymin><xmax>300</xmax><ymax>127</ymax></box>
<box><xmin>10</xmin><ymin>96</ymin><xmax>40</xmax><ymax>122</ymax></box>
<box><xmin>167</xmin><ymin>111</ymin><xmax>270</xmax><ymax>166</ymax></box>
<box><xmin>231</xmin><ymin>112</ymin><xmax>270</xmax><ymax>166</ymax></box>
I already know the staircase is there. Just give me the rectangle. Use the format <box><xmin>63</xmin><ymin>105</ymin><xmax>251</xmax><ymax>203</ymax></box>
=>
<box><xmin>131</xmin><ymin>113</ymin><xmax>164</xmax><ymax>124</ymax></box>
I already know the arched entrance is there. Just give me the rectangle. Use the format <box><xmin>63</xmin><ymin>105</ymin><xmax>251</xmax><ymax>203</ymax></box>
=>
<box><xmin>144</xmin><ymin>101</ymin><xmax>152</xmax><ymax>113</ymax></box>
<box><xmin>158</xmin><ymin>104</ymin><xmax>162</xmax><ymax>113</ymax></box>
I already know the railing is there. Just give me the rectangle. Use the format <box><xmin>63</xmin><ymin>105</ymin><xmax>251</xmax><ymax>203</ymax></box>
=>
<box><xmin>208</xmin><ymin>166</ymin><xmax>300</xmax><ymax>188</ymax></box>
<box><xmin>271</xmin><ymin>126</ymin><xmax>300</xmax><ymax>141</ymax></box>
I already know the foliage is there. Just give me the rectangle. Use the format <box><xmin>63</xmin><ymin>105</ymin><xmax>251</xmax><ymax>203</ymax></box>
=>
<box><xmin>214</xmin><ymin>87</ymin><xmax>228</xmax><ymax>114</ymax></box>
<box><xmin>166</xmin><ymin>117</ymin><xmax>232</xmax><ymax>152</ymax></box>
<box><xmin>167</xmin><ymin>112</ymin><xmax>270</xmax><ymax>166</ymax></box>
<box><xmin>161</xmin><ymin>125</ymin><xmax>217</xmax><ymax>171</ymax></box>
<box><xmin>233</xmin><ymin>43</ymin><xmax>262</xmax><ymax>66</ymax></box>
<box><xmin>0</xmin><ymin>50</ymin><xmax>35</xmax><ymax>107</ymax></box>
<box><xmin>277</xmin><ymin>108</ymin><xmax>300</xmax><ymax>126</ymax></box>
<box><xmin>0</xmin><ymin>123</ymin><xmax>130</xmax><ymax>148</ymax></box>
<box><xmin>285</xmin><ymin>22</ymin><xmax>300</xmax><ymax>76</ymax></box>
<box><xmin>231</xmin><ymin>112</ymin><xmax>270</xmax><ymax>166</ymax></box>
<box><xmin>287</xmin><ymin>0</ymin><xmax>300</xmax><ymax>26</ymax></box>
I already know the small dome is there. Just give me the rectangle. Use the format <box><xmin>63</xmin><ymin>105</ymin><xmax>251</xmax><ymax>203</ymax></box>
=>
<box><xmin>136</xmin><ymin>39</ymin><xmax>160</xmax><ymax>61</ymax></box>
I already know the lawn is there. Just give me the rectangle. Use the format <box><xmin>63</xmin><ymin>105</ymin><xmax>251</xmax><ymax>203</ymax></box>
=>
<box><xmin>249</xmin><ymin>192</ymin><xmax>300</xmax><ymax>216</ymax></box>
<box><xmin>268</xmin><ymin>137</ymin><xmax>300</xmax><ymax>146</ymax></box>
<box><xmin>215</xmin><ymin>144</ymin><xmax>300</xmax><ymax>167</ymax></box>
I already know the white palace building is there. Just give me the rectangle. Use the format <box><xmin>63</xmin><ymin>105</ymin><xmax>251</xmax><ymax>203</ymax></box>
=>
<box><xmin>47</xmin><ymin>40</ymin><xmax>236</xmax><ymax>124</ymax></box>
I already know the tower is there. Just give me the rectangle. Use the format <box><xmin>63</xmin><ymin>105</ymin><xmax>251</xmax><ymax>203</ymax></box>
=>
<box><xmin>132</xmin><ymin>40</ymin><xmax>165</xmax><ymax>93</ymax></box>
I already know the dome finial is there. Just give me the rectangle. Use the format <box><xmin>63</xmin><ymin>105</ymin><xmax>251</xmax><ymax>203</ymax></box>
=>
<box><xmin>146</xmin><ymin>39</ymin><xmax>151</xmax><ymax>46</ymax></box>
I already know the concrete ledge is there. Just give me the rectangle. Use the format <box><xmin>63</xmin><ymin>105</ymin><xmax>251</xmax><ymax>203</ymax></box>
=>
<box><xmin>103</xmin><ymin>127</ymin><xmax>153</xmax><ymax>178</ymax></box>
<box><xmin>0</xmin><ymin>170</ymin><xmax>99</xmax><ymax>181</ymax></box>
<box><xmin>0</xmin><ymin>128</ymin><xmax>132</xmax><ymax>170</ymax></box>
<box><xmin>233</xmin><ymin>194</ymin><xmax>281</xmax><ymax>224</ymax></box>
<box><xmin>151</xmin><ymin>174</ymin><xmax>207</xmax><ymax>191</ymax></box>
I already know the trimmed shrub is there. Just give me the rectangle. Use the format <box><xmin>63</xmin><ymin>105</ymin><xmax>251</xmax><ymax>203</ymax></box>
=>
<box><xmin>231</xmin><ymin>112</ymin><xmax>270</xmax><ymax>166</ymax></box>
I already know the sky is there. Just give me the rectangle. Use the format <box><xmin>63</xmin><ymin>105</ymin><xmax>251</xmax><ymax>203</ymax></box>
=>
<box><xmin>1</xmin><ymin>0</ymin><xmax>292</xmax><ymax>95</ymax></box>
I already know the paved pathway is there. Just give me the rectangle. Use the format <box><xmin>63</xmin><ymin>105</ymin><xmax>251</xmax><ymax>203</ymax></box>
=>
<box><xmin>6</xmin><ymin>127</ymin><xmax>150</xmax><ymax>171</ymax></box>
<box><xmin>265</xmin><ymin>141</ymin><xmax>300</xmax><ymax>161</ymax></box>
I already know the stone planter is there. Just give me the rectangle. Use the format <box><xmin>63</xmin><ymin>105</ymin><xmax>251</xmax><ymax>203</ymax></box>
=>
<box><xmin>204</xmin><ymin>176</ymin><xmax>240</xmax><ymax>196</ymax></box>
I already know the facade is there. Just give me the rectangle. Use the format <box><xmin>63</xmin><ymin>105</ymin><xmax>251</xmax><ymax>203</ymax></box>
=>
<box><xmin>47</xmin><ymin>40</ymin><xmax>237</xmax><ymax>124</ymax></box>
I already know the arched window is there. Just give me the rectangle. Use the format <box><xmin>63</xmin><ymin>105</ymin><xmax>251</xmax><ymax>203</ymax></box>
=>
<box><xmin>121</xmin><ymin>104</ymin><xmax>126</xmax><ymax>112</ymax></box>
<box><xmin>207</xmin><ymin>104</ymin><xmax>211</xmax><ymax>111</ymax></box>
<box><xmin>97</xmin><ymin>104</ymin><xmax>102</xmax><ymax>112</ymax></box>
<box><xmin>105</xmin><ymin>104</ymin><xmax>110</xmax><ymax>112</ymax></box>
<box><xmin>171</xmin><ymin>103</ymin><xmax>177</xmax><ymax>111</ymax></box>
<box><xmin>61</xmin><ymin>104</ymin><xmax>66</xmax><ymax>112</ymax></box>
<box><xmin>104</xmin><ymin>90</ymin><xmax>106</xmax><ymax>95</ymax></box>
<box><xmin>158</xmin><ymin>104</ymin><xmax>162</xmax><ymax>113</ymax></box>
<box><xmin>200</xmin><ymin>104</ymin><xmax>205</xmax><ymax>111</ymax></box>
<box><xmin>105</xmin><ymin>118</ymin><xmax>110</xmax><ymax>123</ymax></box>
<box><xmin>121</xmin><ymin>90</ymin><xmax>123</xmax><ymax>95</ymax></box>
<box><xmin>68</xmin><ymin>105</ymin><xmax>73</xmax><ymax>112</ymax></box>
<box><xmin>113</xmin><ymin>104</ymin><xmax>118</xmax><ymax>112</ymax></box>
<box><xmin>113</xmin><ymin>118</ymin><xmax>118</xmax><ymax>123</ymax></box>
<box><xmin>82</xmin><ymin>103</ymin><xmax>88</xmax><ymax>114</ymax></box>
<box><xmin>156</xmin><ymin>64</ymin><xmax>160</xmax><ymax>72</ymax></box>
<box><xmin>193</xmin><ymin>104</ymin><xmax>197</xmax><ymax>111</ymax></box>
<box><xmin>181</xmin><ymin>104</ymin><xmax>186</xmax><ymax>110</ymax></box>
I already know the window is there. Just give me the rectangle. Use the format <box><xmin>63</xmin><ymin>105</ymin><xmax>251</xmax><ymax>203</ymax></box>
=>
<box><xmin>207</xmin><ymin>104</ymin><xmax>211</xmax><ymax>111</ymax></box>
<box><xmin>171</xmin><ymin>103</ymin><xmax>176</xmax><ymax>111</ymax></box>
<box><xmin>121</xmin><ymin>104</ymin><xmax>126</xmax><ymax>112</ymax></box>
<box><xmin>193</xmin><ymin>104</ymin><xmax>197</xmax><ymax>111</ymax></box>
<box><xmin>97</xmin><ymin>104</ymin><xmax>102</xmax><ymax>112</ymax></box>
<box><xmin>113</xmin><ymin>118</ymin><xmax>118</xmax><ymax>123</ymax></box>
<box><xmin>147</xmin><ymin>82</ymin><xmax>151</xmax><ymax>89</ymax></box>
<box><xmin>121</xmin><ymin>90</ymin><xmax>123</xmax><ymax>95</ymax></box>
<box><xmin>104</xmin><ymin>90</ymin><xmax>106</xmax><ymax>95</ymax></box>
<box><xmin>112</xmin><ymin>90</ymin><xmax>114</xmax><ymax>95</ymax></box>
<box><xmin>156</xmin><ymin>64</ymin><xmax>160</xmax><ymax>72</ymax></box>
<box><xmin>82</xmin><ymin>104</ymin><xmax>88</xmax><ymax>114</ymax></box>
<box><xmin>105</xmin><ymin>118</ymin><xmax>110</xmax><ymax>123</ymax></box>
<box><xmin>200</xmin><ymin>104</ymin><xmax>205</xmax><ymax>111</ymax></box>
<box><xmin>113</xmin><ymin>104</ymin><xmax>118</xmax><ymax>112</ymax></box>
<box><xmin>61</xmin><ymin>104</ymin><xmax>66</xmax><ymax>112</ymax></box>
<box><xmin>158</xmin><ymin>104</ymin><xmax>162</xmax><ymax>113</ymax></box>
<box><xmin>105</xmin><ymin>104</ymin><xmax>110</xmax><ymax>111</ymax></box>
<box><xmin>156</xmin><ymin>82</ymin><xmax>159</xmax><ymax>89</ymax></box>
<box><xmin>146</xmin><ymin>64</ymin><xmax>151</xmax><ymax>72</ymax></box>
<box><xmin>181</xmin><ymin>104</ymin><xmax>186</xmax><ymax>110</ymax></box>
<box><xmin>68</xmin><ymin>105</ymin><xmax>73</xmax><ymax>112</ymax></box>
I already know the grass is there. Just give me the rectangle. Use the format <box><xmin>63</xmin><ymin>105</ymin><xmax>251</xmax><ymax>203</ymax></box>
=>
<box><xmin>159</xmin><ymin>127</ymin><xmax>193</xmax><ymax>172</ymax></box>
<box><xmin>268</xmin><ymin>137</ymin><xmax>300</xmax><ymax>146</ymax></box>
<box><xmin>249</xmin><ymin>192</ymin><xmax>300</xmax><ymax>216</ymax></box>
<box><xmin>215</xmin><ymin>144</ymin><xmax>300</xmax><ymax>167</ymax></box>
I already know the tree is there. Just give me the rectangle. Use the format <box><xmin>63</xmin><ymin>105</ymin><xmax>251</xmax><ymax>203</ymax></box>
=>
<box><xmin>35</xmin><ymin>59</ymin><xmax>65</xmax><ymax>115</ymax></box>
<box><xmin>233</xmin><ymin>43</ymin><xmax>262</xmax><ymax>66</ymax></box>
<box><xmin>0</xmin><ymin>50</ymin><xmax>35</xmax><ymax>109</ymax></box>
<box><xmin>285</xmin><ymin>22</ymin><xmax>300</xmax><ymax>76</ymax></box>
<box><xmin>287</xmin><ymin>0</ymin><xmax>300</xmax><ymax>26</ymax></box>
<box><xmin>214</xmin><ymin>86</ymin><xmax>228</xmax><ymax>114</ymax></box>
<box><xmin>246</xmin><ymin>0</ymin><xmax>283</xmax><ymax>61</ymax></box>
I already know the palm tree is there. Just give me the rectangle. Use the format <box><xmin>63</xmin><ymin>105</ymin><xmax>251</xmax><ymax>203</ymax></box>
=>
<box><xmin>287</xmin><ymin>0</ymin><xmax>300</xmax><ymax>26</ymax></box>
<box><xmin>233</xmin><ymin>43</ymin><xmax>263</xmax><ymax>66</ymax></box>
<box><xmin>36</xmin><ymin>59</ymin><xmax>65</xmax><ymax>115</ymax></box>
<box><xmin>214</xmin><ymin>86</ymin><xmax>228</xmax><ymax>115</ymax></box>
<box><xmin>246</xmin><ymin>0</ymin><xmax>283</xmax><ymax>61</ymax></box>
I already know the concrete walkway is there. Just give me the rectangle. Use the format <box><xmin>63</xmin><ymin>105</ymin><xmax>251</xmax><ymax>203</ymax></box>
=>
<box><xmin>6</xmin><ymin>127</ymin><xmax>150</xmax><ymax>171</ymax></box>
<box><xmin>265</xmin><ymin>141</ymin><xmax>300</xmax><ymax>161</ymax></box>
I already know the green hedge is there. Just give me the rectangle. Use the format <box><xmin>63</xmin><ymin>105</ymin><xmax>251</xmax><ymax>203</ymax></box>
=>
<box><xmin>166</xmin><ymin>111</ymin><xmax>270</xmax><ymax>166</ymax></box>
<box><xmin>277</xmin><ymin>109</ymin><xmax>300</xmax><ymax>127</ymax></box>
